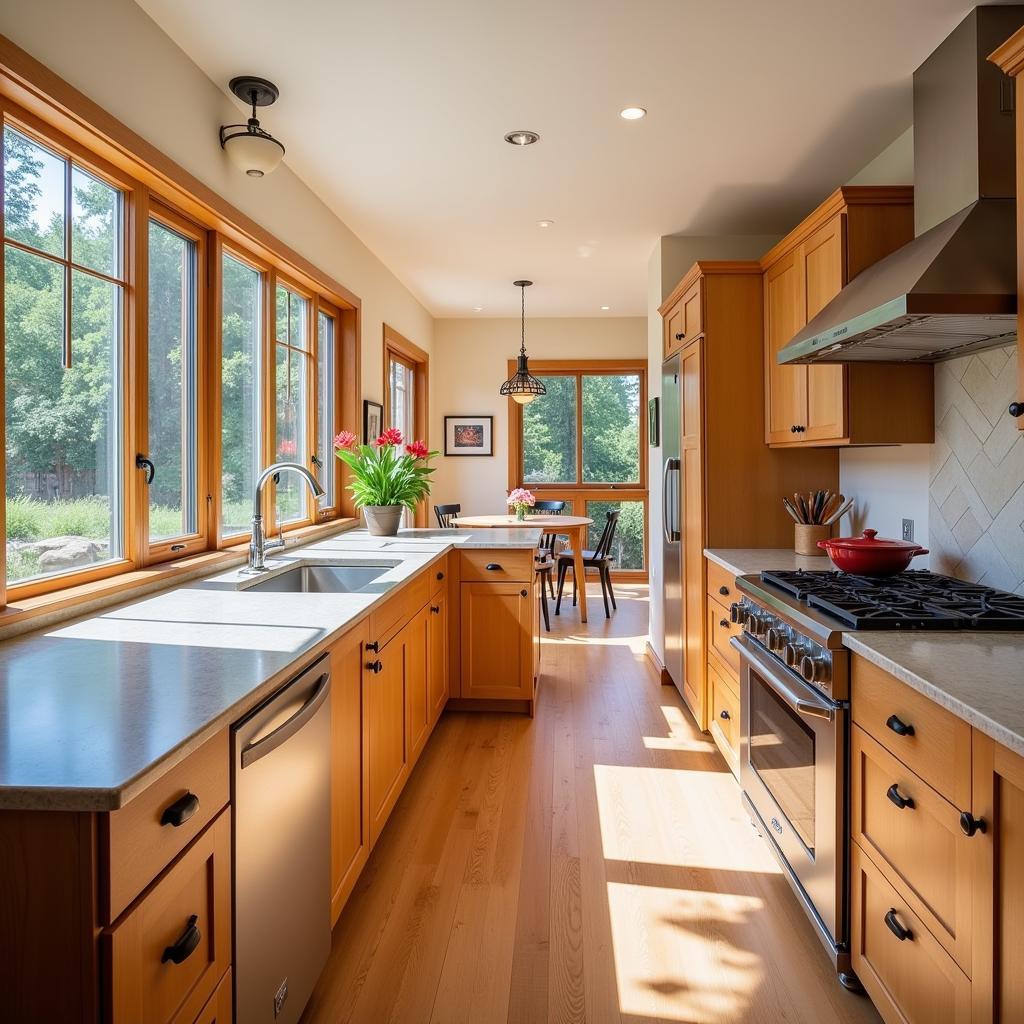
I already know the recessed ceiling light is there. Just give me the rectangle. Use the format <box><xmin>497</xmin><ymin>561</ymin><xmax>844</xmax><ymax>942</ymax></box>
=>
<box><xmin>601</xmin><ymin>305</ymin><xmax>611</xmax><ymax>311</ymax></box>
<box><xmin>504</xmin><ymin>130</ymin><xmax>540</xmax><ymax>146</ymax></box>
<box><xmin>472</xmin><ymin>306</ymin><xmax>484</xmax><ymax>312</ymax></box>
<box><xmin>537</xmin><ymin>219</ymin><xmax>554</xmax><ymax>228</ymax></box>
<box><xmin>619</xmin><ymin>106</ymin><xmax>647</xmax><ymax>120</ymax></box>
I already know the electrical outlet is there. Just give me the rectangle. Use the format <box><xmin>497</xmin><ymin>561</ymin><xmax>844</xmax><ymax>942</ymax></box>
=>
<box><xmin>902</xmin><ymin>518</ymin><xmax>914</xmax><ymax>542</ymax></box>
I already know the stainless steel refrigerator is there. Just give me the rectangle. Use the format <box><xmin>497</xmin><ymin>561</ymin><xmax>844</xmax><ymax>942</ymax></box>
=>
<box><xmin>661</xmin><ymin>356</ymin><xmax>683</xmax><ymax>696</ymax></box>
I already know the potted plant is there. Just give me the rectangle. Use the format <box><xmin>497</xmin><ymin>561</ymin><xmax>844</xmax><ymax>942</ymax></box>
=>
<box><xmin>507</xmin><ymin>487</ymin><xmax>536</xmax><ymax>521</ymax></box>
<box><xmin>333</xmin><ymin>428</ymin><xmax>437</xmax><ymax>536</ymax></box>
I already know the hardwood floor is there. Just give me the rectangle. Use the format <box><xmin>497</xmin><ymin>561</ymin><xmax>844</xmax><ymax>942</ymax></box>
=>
<box><xmin>302</xmin><ymin>584</ymin><xmax>880</xmax><ymax>1024</ymax></box>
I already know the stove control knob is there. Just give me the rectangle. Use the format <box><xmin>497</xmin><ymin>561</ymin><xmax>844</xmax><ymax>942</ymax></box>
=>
<box><xmin>782</xmin><ymin>643</ymin><xmax>803</xmax><ymax>668</ymax></box>
<box><xmin>749</xmin><ymin>614</ymin><xmax>769</xmax><ymax>639</ymax></box>
<box><xmin>729</xmin><ymin>602</ymin><xmax>746</xmax><ymax>625</ymax></box>
<box><xmin>765</xmin><ymin>627</ymin><xmax>785</xmax><ymax>652</ymax></box>
<box><xmin>800</xmin><ymin>654</ymin><xmax>828</xmax><ymax>683</ymax></box>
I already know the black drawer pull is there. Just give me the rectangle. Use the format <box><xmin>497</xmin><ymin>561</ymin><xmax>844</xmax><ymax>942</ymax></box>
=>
<box><xmin>366</xmin><ymin>660</ymin><xmax>383</xmax><ymax>674</ymax></box>
<box><xmin>884</xmin><ymin>908</ymin><xmax>912</xmax><ymax>942</ymax></box>
<box><xmin>718</xmin><ymin>585</ymin><xmax>729</xmax><ymax>596</ymax></box>
<box><xmin>959</xmin><ymin>811</ymin><xmax>987</xmax><ymax>837</ymax></box>
<box><xmin>430</xmin><ymin>605</ymin><xmax>440</xmax><ymax>613</ymax></box>
<box><xmin>436</xmin><ymin>571</ymin><xmax>445</xmax><ymax>581</ymax></box>
<box><xmin>719</xmin><ymin>709</ymin><xmax>731</xmax><ymax>720</ymax></box>
<box><xmin>886</xmin><ymin>714</ymin><xmax>914</xmax><ymax>737</ymax></box>
<box><xmin>1009</xmin><ymin>401</ymin><xmax>1024</xmax><ymax>418</ymax></box>
<box><xmin>485</xmin><ymin>563</ymin><xmax>502</xmax><ymax>571</ymax></box>
<box><xmin>520</xmin><ymin>589</ymin><xmax>528</xmax><ymax>597</ymax></box>
<box><xmin>886</xmin><ymin>783</ymin><xmax>914</xmax><ymax>810</ymax></box>
<box><xmin>366</xmin><ymin>640</ymin><xmax>379</xmax><ymax>653</ymax></box>
<box><xmin>161</xmin><ymin>915</ymin><xmax>201</xmax><ymax>964</ymax></box>
<box><xmin>675</xmin><ymin>331</ymin><xmax>684</xmax><ymax>341</ymax></box>
<box><xmin>160</xmin><ymin>792</ymin><xmax>199</xmax><ymax>828</ymax></box>
<box><xmin>719</xmin><ymin>619</ymin><xmax>729</xmax><ymax>628</ymax></box>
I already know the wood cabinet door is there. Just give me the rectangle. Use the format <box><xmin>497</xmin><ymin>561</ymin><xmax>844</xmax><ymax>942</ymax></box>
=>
<box><xmin>367</xmin><ymin>626</ymin><xmax>409</xmax><ymax>846</ymax></box>
<box><xmin>460</xmin><ymin>581</ymin><xmax>533</xmax><ymax>701</ymax></box>
<box><xmin>664</xmin><ymin>300</ymin><xmax>685</xmax><ymax>359</ymax></box>
<box><xmin>330</xmin><ymin>624</ymin><xmax>370</xmax><ymax>923</ymax></box>
<box><xmin>763</xmin><ymin>248</ymin><xmax>808</xmax><ymax>444</ymax></box>
<box><xmin>407</xmin><ymin>604</ymin><xmax>430</xmax><ymax>765</ymax></box>
<box><xmin>428</xmin><ymin>588</ymin><xmax>449</xmax><ymax>724</ymax></box>
<box><xmin>802</xmin><ymin>216</ymin><xmax>848</xmax><ymax>442</ymax></box>
<box><xmin>971</xmin><ymin>731</ymin><xmax>1024</xmax><ymax>1023</ymax></box>
<box><xmin>679</xmin><ymin>340</ymin><xmax>706</xmax><ymax>727</ymax></box>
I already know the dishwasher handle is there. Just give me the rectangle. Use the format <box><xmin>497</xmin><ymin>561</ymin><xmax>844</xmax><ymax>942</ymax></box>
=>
<box><xmin>240</xmin><ymin>672</ymin><xmax>330</xmax><ymax>770</ymax></box>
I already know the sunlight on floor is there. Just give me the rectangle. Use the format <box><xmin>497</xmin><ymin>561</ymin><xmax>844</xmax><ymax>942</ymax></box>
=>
<box><xmin>607</xmin><ymin>880</ymin><xmax>764</xmax><ymax>1023</ymax></box>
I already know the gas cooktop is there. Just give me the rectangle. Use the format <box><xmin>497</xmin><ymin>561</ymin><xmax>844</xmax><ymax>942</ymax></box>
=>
<box><xmin>759</xmin><ymin>569</ymin><xmax>1024</xmax><ymax>631</ymax></box>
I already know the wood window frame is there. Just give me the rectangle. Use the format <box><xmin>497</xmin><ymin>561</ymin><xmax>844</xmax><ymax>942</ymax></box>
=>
<box><xmin>382</xmin><ymin>324</ymin><xmax>429</xmax><ymax>527</ymax></box>
<box><xmin>507</xmin><ymin>358</ymin><xmax>648</xmax><ymax>580</ymax></box>
<box><xmin>0</xmin><ymin>33</ymin><xmax>362</xmax><ymax>619</ymax></box>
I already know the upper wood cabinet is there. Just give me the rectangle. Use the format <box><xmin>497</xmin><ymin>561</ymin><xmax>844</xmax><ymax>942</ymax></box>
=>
<box><xmin>760</xmin><ymin>187</ymin><xmax>935</xmax><ymax>447</ymax></box>
<box><xmin>663</xmin><ymin>276</ymin><xmax>703</xmax><ymax>358</ymax></box>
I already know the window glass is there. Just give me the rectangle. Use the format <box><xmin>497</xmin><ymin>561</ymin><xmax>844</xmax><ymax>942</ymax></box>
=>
<box><xmin>388</xmin><ymin>356</ymin><xmax>415</xmax><ymax>441</ymax></box>
<box><xmin>316</xmin><ymin>311</ymin><xmax>335</xmax><ymax>509</ymax></box>
<box><xmin>274</xmin><ymin>284</ymin><xmax>310</xmax><ymax>524</ymax></box>
<box><xmin>4</xmin><ymin>126</ymin><xmax>123</xmax><ymax>586</ymax></box>
<box><xmin>582</xmin><ymin>373</ymin><xmax>641</xmax><ymax>483</ymax></box>
<box><xmin>585</xmin><ymin>500</ymin><xmax>645</xmax><ymax>571</ymax></box>
<box><xmin>220</xmin><ymin>253</ymin><xmax>261</xmax><ymax>536</ymax></box>
<box><xmin>521</xmin><ymin>375</ymin><xmax>577</xmax><ymax>483</ymax></box>
<box><xmin>148</xmin><ymin>220</ymin><xmax>198</xmax><ymax>541</ymax></box>
<box><xmin>71</xmin><ymin>166</ymin><xmax>120</xmax><ymax>277</ymax></box>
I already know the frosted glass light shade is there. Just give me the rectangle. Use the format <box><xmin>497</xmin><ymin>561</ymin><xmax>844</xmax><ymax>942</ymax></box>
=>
<box><xmin>222</xmin><ymin>129</ymin><xmax>285</xmax><ymax>178</ymax></box>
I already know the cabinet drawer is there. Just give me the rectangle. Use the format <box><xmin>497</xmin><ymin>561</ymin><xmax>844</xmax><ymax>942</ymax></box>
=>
<box><xmin>708</xmin><ymin>660</ymin><xmax>739</xmax><ymax>776</ymax></box>
<box><xmin>706</xmin><ymin>559</ymin><xmax>737</xmax><ymax>604</ymax></box>
<box><xmin>369</xmin><ymin>571</ymin><xmax>430</xmax><ymax>647</ymax></box>
<box><xmin>103</xmin><ymin>730</ymin><xmax>229</xmax><ymax>923</ymax></box>
<box><xmin>106</xmin><ymin>810</ymin><xmax>232</xmax><ymax>1024</ymax></box>
<box><xmin>707</xmin><ymin>595</ymin><xmax>740</xmax><ymax>676</ymax></box>
<box><xmin>460</xmin><ymin>548</ymin><xmax>533</xmax><ymax>583</ymax></box>
<box><xmin>851</xmin><ymin>726</ymin><xmax>972</xmax><ymax>969</ymax></box>
<box><xmin>193</xmin><ymin>968</ymin><xmax>232</xmax><ymax>1024</ymax></box>
<box><xmin>431</xmin><ymin>553</ymin><xmax>449</xmax><ymax>596</ymax></box>
<box><xmin>851</xmin><ymin>843</ymin><xmax>971</xmax><ymax>1024</ymax></box>
<box><xmin>852</xmin><ymin>656</ymin><xmax>971</xmax><ymax>807</ymax></box>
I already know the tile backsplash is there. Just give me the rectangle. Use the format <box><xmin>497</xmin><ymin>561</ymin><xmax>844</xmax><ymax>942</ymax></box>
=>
<box><xmin>929</xmin><ymin>343</ymin><xmax>1024</xmax><ymax>594</ymax></box>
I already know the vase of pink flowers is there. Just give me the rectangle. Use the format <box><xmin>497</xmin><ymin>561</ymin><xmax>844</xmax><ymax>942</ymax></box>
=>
<box><xmin>333</xmin><ymin>428</ymin><xmax>438</xmax><ymax>536</ymax></box>
<box><xmin>507</xmin><ymin>487</ymin><xmax>536</xmax><ymax>522</ymax></box>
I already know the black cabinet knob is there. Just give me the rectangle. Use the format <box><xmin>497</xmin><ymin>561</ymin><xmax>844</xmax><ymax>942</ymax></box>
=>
<box><xmin>485</xmin><ymin>563</ymin><xmax>502</xmax><ymax>571</ymax></box>
<box><xmin>1009</xmin><ymin>401</ymin><xmax>1024</xmax><ymax>418</ymax></box>
<box><xmin>366</xmin><ymin>640</ymin><xmax>379</xmax><ymax>653</ymax></box>
<box><xmin>791</xmin><ymin>425</ymin><xmax>799</xmax><ymax>433</ymax></box>
<box><xmin>162</xmin><ymin>915</ymin><xmax>201</xmax><ymax>964</ymax></box>
<box><xmin>520</xmin><ymin>589</ymin><xmax>529</xmax><ymax>597</ymax></box>
<box><xmin>436</xmin><ymin>571</ymin><xmax>445</xmax><ymax>580</ymax></box>
<box><xmin>959</xmin><ymin>811</ymin><xmax>987</xmax><ymax>837</ymax></box>
<box><xmin>886</xmin><ymin>783</ymin><xmax>914</xmax><ymax>810</ymax></box>
<box><xmin>430</xmin><ymin>605</ymin><xmax>440</xmax><ymax>613</ymax></box>
<box><xmin>718</xmin><ymin>585</ymin><xmax>729</xmax><ymax>596</ymax></box>
<box><xmin>884</xmin><ymin>908</ymin><xmax>912</xmax><ymax>942</ymax></box>
<box><xmin>366</xmin><ymin>660</ymin><xmax>383</xmax><ymax>674</ymax></box>
<box><xmin>675</xmin><ymin>332</ymin><xmax>684</xmax><ymax>341</ymax></box>
<box><xmin>160</xmin><ymin>792</ymin><xmax>199</xmax><ymax>828</ymax></box>
<box><xmin>886</xmin><ymin>714</ymin><xmax>914</xmax><ymax>737</ymax></box>
<box><xmin>719</xmin><ymin>709</ymin><xmax>731</xmax><ymax>720</ymax></box>
<box><xmin>719</xmin><ymin>618</ymin><xmax>729</xmax><ymax>628</ymax></box>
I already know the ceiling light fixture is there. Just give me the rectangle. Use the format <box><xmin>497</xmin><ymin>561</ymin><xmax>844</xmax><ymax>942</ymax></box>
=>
<box><xmin>619</xmin><ymin>106</ymin><xmax>647</xmax><ymax>120</ymax></box>
<box><xmin>473</xmin><ymin>306</ymin><xmax>484</xmax><ymax>312</ymax></box>
<box><xmin>220</xmin><ymin>76</ymin><xmax>286</xmax><ymax>178</ymax></box>
<box><xmin>500</xmin><ymin>280</ymin><xmax>545</xmax><ymax>405</ymax></box>
<box><xmin>504</xmin><ymin>130</ymin><xmax>540</xmax><ymax>146</ymax></box>
<box><xmin>601</xmin><ymin>305</ymin><xmax>610</xmax><ymax>311</ymax></box>
<box><xmin>537</xmin><ymin>219</ymin><xmax>554</xmax><ymax>228</ymax></box>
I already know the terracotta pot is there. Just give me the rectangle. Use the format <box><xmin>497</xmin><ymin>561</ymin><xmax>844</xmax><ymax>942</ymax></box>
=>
<box><xmin>362</xmin><ymin>504</ymin><xmax>403</xmax><ymax>536</ymax></box>
<box><xmin>818</xmin><ymin>528</ymin><xmax>929</xmax><ymax>576</ymax></box>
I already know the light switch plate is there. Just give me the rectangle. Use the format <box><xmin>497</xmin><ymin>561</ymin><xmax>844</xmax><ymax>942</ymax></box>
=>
<box><xmin>902</xmin><ymin>518</ymin><xmax>914</xmax><ymax>542</ymax></box>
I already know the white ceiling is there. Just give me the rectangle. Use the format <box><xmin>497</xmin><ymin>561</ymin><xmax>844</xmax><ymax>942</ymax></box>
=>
<box><xmin>138</xmin><ymin>0</ymin><xmax>976</xmax><ymax>317</ymax></box>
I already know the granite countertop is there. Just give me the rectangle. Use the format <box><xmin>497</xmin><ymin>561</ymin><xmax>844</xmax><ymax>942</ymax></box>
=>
<box><xmin>0</xmin><ymin>527</ymin><xmax>540</xmax><ymax>812</ymax></box>
<box><xmin>705</xmin><ymin>547</ymin><xmax>1024</xmax><ymax>758</ymax></box>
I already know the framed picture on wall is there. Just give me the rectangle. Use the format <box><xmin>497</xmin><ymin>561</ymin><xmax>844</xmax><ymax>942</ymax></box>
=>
<box><xmin>363</xmin><ymin>400</ymin><xmax>383</xmax><ymax>443</ymax></box>
<box><xmin>444</xmin><ymin>415</ymin><xmax>493</xmax><ymax>456</ymax></box>
<box><xmin>648</xmin><ymin>397</ymin><xmax>660</xmax><ymax>447</ymax></box>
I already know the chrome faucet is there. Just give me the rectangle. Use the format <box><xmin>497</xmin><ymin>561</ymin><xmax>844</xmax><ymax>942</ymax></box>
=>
<box><xmin>248</xmin><ymin>462</ymin><xmax>326</xmax><ymax>571</ymax></box>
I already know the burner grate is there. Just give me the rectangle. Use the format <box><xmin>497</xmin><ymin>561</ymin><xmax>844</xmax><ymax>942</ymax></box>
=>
<box><xmin>759</xmin><ymin>569</ymin><xmax>1024</xmax><ymax>630</ymax></box>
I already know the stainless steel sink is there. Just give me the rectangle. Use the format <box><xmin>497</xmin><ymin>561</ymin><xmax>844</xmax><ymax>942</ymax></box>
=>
<box><xmin>242</xmin><ymin>563</ymin><xmax>392</xmax><ymax>593</ymax></box>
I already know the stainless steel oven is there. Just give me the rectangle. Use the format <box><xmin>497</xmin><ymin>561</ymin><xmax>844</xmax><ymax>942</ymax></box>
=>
<box><xmin>728</xmin><ymin>581</ymin><xmax>857</xmax><ymax>990</ymax></box>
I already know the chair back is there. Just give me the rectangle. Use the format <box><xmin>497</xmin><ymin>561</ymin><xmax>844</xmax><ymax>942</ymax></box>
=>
<box><xmin>434</xmin><ymin>503</ymin><xmax>461</xmax><ymax>529</ymax></box>
<box><xmin>592</xmin><ymin>508</ymin><xmax>621</xmax><ymax>560</ymax></box>
<box><xmin>532</xmin><ymin>499</ymin><xmax>565</xmax><ymax>515</ymax></box>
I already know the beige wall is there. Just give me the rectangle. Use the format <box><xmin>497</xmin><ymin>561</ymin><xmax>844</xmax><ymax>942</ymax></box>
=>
<box><xmin>0</xmin><ymin>0</ymin><xmax>433</xmax><ymax>413</ymax></box>
<box><xmin>430</xmin><ymin>317</ymin><xmax>646</xmax><ymax>516</ymax></box>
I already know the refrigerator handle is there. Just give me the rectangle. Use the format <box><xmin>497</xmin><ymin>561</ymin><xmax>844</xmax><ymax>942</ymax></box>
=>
<box><xmin>662</xmin><ymin>457</ymin><xmax>680</xmax><ymax>543</ymax></box>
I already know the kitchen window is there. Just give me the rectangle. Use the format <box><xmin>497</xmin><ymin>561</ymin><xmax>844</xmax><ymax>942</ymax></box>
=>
<box><xmin>510</xmin><ymin>360</ymin><xmax>648</xmax><ymax>576</ymax></box>
<box><xmin>3</xmin><ymin>122</ymin><xmax>126</xmax><ymax>590</ymax></box>
<box><xmin>382</xmin><ymin>325</ymin><xmax>429</xmax><ymax>526</ymax></box>
<box><xmin>274</xmin><ymin>281</ymin><xmax>312</xmax><ymax>527</ymax></box>
<box><xmin>315</xmin><ymin>305</ymin><xmax>338</xmax><ymax>512</ymax></box>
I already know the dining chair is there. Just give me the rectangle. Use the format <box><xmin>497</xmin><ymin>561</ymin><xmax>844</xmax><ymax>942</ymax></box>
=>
<box><xmin>532</xmin><ymin>499</ymin><xmax>566</xmax><ymax>599</ymax></box>
<box><xmin>555</xmin><ymin>508</ymin><xmax>621</xmax><ymax>618</ymax></box>
<box><xmin>434</xmin><ymin>503</ymin><xmax>461</xmax><ymax>529</ymax></box>
<box><xmin>535</xmin><ymin>555</ymin><xmax>555</xmax><ymax>632</ymax></box>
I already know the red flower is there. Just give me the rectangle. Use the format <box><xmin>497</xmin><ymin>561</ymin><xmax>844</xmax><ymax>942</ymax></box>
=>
<box><xmin>333</xmin><ymin>430</ymin><xmax>358</xmax><ymax>450</ymax></box>
<box><xmin>277</xmin><ymin>439</ymin><xmax>296</xmax><ymax>458</ymax></box>
<box><xmin>375</xmin><ymin>427</ymin><xmax>403</xmax><ymax>447</ymax></box>
<box><xmin>405</xmin><ymin>440</ymin><xmax>429</xmax><ymax>459</ymax></box>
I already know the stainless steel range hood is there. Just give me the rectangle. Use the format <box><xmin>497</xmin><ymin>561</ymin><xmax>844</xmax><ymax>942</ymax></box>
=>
<box><xmin>780</xmin><ymin>6</ymin><xmax>1024</xmax><ymax>365</ymax></box>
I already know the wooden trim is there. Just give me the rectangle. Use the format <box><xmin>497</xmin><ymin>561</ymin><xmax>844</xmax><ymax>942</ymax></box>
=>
<box><xmin>990</xmin><ymin>25</ymin><xmax>1024</xmax><ymax>76</ymax></box>
<box><xmin>658</xmin><ymin>260</ymin><xmax>761</xmax><ymax>317</ymax></box>
<box><xmin>759</xmin><ymin>185</ymin><xmax>914</xmax><ymax>270</ymax></box>
<box><xmin>382</xmin><ymin>324</ymin><xmax>430</xmax><ymax>527</ymax></box>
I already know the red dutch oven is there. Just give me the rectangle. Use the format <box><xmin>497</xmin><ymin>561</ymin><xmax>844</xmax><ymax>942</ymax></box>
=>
<box><xmin>818</xmin><ymin>528</ymin><xmax>929</xmax><ymax>576</ymax></box>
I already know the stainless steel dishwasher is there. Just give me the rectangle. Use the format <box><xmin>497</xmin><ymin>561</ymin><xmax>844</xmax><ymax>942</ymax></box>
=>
<box><xmin>233</xmin><ymin>653</ymin><xmax>331</xmax><ymax>1023</ymax></box>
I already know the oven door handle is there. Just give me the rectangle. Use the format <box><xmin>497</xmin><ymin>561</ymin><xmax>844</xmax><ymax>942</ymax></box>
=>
<box><xmin>730</xmin><ymin>634</ymin><xmax>839</xmax><ymax>723</ymax></box>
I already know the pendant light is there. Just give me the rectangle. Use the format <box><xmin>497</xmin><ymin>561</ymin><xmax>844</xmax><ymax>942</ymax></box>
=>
<box><xmin>219</xmin><ymin>76</ymin><xmax>286</xmax><ymax>178</ymax></box>
<box><xmin>500</xmin><ymin>280</ymin><xmax>546</xmax><ymax>405</ymax></box>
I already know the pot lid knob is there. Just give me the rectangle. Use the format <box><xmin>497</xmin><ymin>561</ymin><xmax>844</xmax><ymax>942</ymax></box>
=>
<box><xmin>862</xmin><ymin>529</ymin><xmax>877</xmax><ymax>540</ymax></box>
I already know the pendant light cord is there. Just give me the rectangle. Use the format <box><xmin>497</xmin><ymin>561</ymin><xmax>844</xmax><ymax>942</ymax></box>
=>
<box><xmin>520</xmin><ymin>283</ymin><xmax>527</xmax><ymax>357</ymax></box>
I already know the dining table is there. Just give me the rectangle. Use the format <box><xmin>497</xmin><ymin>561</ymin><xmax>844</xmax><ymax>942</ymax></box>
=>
<box><xmin>450</xmin><ymin>514</ymin><xmax>595</xmax><ymax>622</ymax></box>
